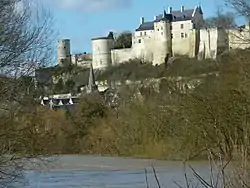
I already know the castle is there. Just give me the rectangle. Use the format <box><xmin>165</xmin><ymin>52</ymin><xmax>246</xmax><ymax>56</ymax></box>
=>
<box><xmin>57</xmin><ymin>5</ymin><xmax>250</xmax><ymax>70</ymax></box>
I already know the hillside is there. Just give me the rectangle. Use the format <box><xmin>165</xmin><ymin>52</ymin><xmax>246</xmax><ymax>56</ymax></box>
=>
<box><xmin>35</xmin><ymin>49</ymin><xmax>250</xmax><ymax>95</ymax></box>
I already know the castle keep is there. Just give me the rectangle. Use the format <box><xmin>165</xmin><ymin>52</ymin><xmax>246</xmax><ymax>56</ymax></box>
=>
<box><xmin>57</xmin><ymin>5</ymin><xmax>250</xmax><ymax>69</ymax></box>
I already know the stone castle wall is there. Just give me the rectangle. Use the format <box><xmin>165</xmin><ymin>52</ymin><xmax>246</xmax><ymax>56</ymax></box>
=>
<box><xmin>228</xmin><ymin>28</ymin><xmax>250</xmax><ymax>49</ymax></box>
<box><xmin>111</xmin><ymin>48</ymin><xmax>134</xmax><ymax>65</ymax></box>
<box><xmin>57</xmin><ymin>24</ymin><xmax>250</xmax><ymax>69</ymax></box>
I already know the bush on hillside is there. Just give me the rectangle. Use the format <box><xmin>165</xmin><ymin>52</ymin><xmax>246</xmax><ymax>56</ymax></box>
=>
<box><xmin>97</xmin><ymin>56</ymin><xmax>219</xmax><ymax>82</ymax></box>
<box><xmin>20</xmin><ymin>49</ymin><xmax>250</xmax><ymax>162</ymax></box>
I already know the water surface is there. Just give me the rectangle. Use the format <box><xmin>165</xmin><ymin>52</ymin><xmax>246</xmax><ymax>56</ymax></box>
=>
<box><xmin>22</xmin><ymin>155</ymin><xmax>217</xmax><ymax>188</ymax></box>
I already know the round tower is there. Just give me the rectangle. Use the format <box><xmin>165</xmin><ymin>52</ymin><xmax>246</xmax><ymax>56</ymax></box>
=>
<box><xmin>153</xmin><ymin>10</ymin><xmax>173</xmax><ymax>65</ymax></box>
<box><xmin>91</xmin><ymin>32</ymin><xmax>114</xmax><ymax>69</ymax></box>
<box><xmin>58</xmin><ymin>39</ymin><xmax>71</xmax><ymax>67</ymax></box>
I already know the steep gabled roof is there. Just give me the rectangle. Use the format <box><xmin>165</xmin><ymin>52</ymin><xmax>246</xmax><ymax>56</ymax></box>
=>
<box><xmin>155</xmin><ymin>10</ymin><xmax>173</xmax><ymax>22</ymax></box>
<box><xmin>157</xmin><ymin>9</ymin><xmax>194</xmax><ymax>22</ymax></box>
<box><xmin>135</xmin><ymin>21</ymin><xmax>155</xmax><ymax>31</ymax></box>
<box><xmin>135</xmin><ymin>7</ymin><xmax>202</xmax><ymax>31</ymax></box>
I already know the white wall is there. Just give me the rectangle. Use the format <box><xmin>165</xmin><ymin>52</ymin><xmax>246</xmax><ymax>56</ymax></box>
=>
<box><xmin>111</xmin><ymin>48</ymin><xmax>134</xmax><ymax>65</ymax></box>
<box><xmin>171</xmin><ymin>21</ymin><xmax>194</xmax><ymax>56</ymax></box>
<box><xmin>134</xmin><ymin>30</ymin><xmax>154</xmax><ymax>37</ymax></box>
<box><xmin>92</xmin><ymin>38</ymin><xmax>114</xmax><ymax>69</ymax></box>
<box><xmin>132</xmin><ymin>35</ymin><xmax>154</xmax><ymax>62</ymax></box>
<box><xmin>152</xmin><ymin>20</ymin><xmax>172</xmax><ymax>65</ymax></box>
<box><xmin>172</xmin><ymin>20</ymin><xmax>193</xmax><ymax>39</ymax></box>
<box><xmin>198</xmin><ymin>28</ymin><xmax>218</xmax><ymax>59</ymax></box>
<box><xmin>228</xmin><ymin>28</ymin><xmax>250</xmax><ymax>49</ymax></box>
<box><xmin>172</xmin><ymin>37</ymin><xmax>191</xmax><ymax>56</ymax></box>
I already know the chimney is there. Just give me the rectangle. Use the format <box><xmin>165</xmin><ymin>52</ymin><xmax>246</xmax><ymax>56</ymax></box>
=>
<box><xmin>168</xmin><ymin>6</ymin><xmax>172</xmax><ymax>13</ymax></box>
<box><xmin>181</xmin><ymin>5</ymin><xmax>184</xmax><ymax>12</ymax></box>
<box><xmin>140</xmin><ymin>17</ymin><xmax>144</xmax><ymax>24</ymax></box>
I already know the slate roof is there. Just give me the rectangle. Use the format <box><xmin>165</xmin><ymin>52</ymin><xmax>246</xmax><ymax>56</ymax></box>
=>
<box><xmin>157</xmin><ymin>9</ymin><xmax>194</xmax><ymax>22</ymax></box>
<box><xmin>135</xmin><ymin>21</ymin><xmax>155</xmax><ymax>31</ymax></box>
<box><xmin>91</xmin><ymin>31</ymin><xmax>114</xmax><ymax>41</ymax></box>
<box><xmin>135</xmin><ymin>7</ymin><xmax>202</xmax><ymax>31</ymax></box>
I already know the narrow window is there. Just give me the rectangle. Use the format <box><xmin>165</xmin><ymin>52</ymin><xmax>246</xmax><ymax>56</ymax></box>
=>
<box><xmin>171</xmin><ymin>33</ymin><xmax>173</xmax><ymax>38</ymax></box>
<box><xmin>144</xmin><ymin>31</ymin><xmax>146</xmax><ymax>35</ymax></box>
<box><xmin>140</xmin><ymin>32</ymin><xmax>142</xmax><ymax>36</ymax></box>
<box><xmin>138</xmin><ymin>39</ymin><xmax>141</xmax><ymax>43</ymax></box>
<box><xmin>181</xmin><ymin>24</ymin><xmax>184</xmax><ymax>29</ymax></box>
<box><xmin>181</xmin><ymin>33</ymin><xmax>184</xmax><ymax>38</ymax></box>
<box><xmin>161</xmin><ymin>32</ymin><xmax>163</xmax><ymax>35</ymax></box>
<box><xmin>185</xmin><ymin>33</ymin><xmax>188</xmax><ymax>38</ymax></box>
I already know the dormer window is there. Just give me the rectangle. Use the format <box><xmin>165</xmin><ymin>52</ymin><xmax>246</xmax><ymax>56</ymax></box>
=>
<box><xmin>183</xmin><ymin>15</ymin><xmax>186</xmax><ymax>18</ymax></box>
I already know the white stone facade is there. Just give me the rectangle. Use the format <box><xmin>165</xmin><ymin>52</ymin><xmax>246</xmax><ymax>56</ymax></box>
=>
<box><xmin>90</xmin><ymin>5</ymin><xmax>205</xmax><ymax>69</ymax></box>
<box><xmin>91</xmin><ymin>37</ymin><xmax>114</xmax><ymax>69</ymax></box>
<box><xmin>57</xmin><ymin>5</ymin><xmax>250</xmax><ymax>70</ymax></box>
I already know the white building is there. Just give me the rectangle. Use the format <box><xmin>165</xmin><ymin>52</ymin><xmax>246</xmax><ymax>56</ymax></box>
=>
<box><xmin>57</xmin><ymin>5</ymin><xmax>250</xmax><ymax>70</ymax></box>
<box><xmin>90</xmin><ymin>5</ymin><xmax>205</xmax><ymax>69</ymax></box>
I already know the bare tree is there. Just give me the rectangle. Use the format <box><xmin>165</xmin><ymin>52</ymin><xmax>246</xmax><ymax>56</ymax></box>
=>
<box><xmin>224</xmin><ymin>0</ymin><xmax>250</xmax><ymax>47</ymax></box>
<box><xmin>225</xmin><ymin>0</ymin><xmax>250</xmax><ymax>21</ymax></box>
<box><xmin>204</xmin><ymin>7</ymin><xmax>237</xmax><ymax>28</ymax></box>
<box><xmin>0</xmin><ymin>0</ymin><xmax>56</xmax><ymax>187</ymax></box>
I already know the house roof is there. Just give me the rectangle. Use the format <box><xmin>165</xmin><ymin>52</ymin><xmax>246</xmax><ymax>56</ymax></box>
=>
<box><xmin>135</xmin><ymin>6</ymin><xmax>202</xmax><ymax>31</ymax></box>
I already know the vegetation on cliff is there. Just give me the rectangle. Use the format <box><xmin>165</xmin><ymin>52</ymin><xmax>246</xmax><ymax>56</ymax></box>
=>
<box><xmin>36</xmin><ymin>65</ymin><xmax>91</xmax><ymax>94</ymax></box>
<box><xmin>12</xmin><ymin>49</ymin><xmax>250</xmax><ymax>162</ymax></box>
<box><xmin>97</xmin><ymin>57</ymin><xmax>218</xmax><ymax>81</ymax></box>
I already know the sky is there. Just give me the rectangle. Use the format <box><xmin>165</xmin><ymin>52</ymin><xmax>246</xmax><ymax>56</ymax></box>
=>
<box><xmin>41</xmin><ymin>0</ymin><xmax>240</xmax><ymax>54</ymax></box>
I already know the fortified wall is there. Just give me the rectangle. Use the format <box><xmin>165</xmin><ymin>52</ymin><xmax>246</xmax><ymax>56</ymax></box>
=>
<box><xmin>57</xmin><ymin>5</ymin><xmax>250</xmax><ymax>70</ymax></box>
<box><xmin>102</xmin><ymin>25</ymin><xmax>250</xmax><ymax>68</ymax></box>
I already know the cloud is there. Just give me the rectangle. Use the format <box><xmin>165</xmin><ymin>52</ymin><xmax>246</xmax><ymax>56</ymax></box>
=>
<box><xmin>44</xmin><ymin>0</ymin><xmax>132</xmax><ymax>12</ymax></box>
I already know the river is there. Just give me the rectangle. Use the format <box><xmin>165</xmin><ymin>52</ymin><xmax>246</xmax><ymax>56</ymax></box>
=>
<box><xmin>19</xmin><ymin>155</ymin><xmax>219</xmax><ymax>188</ymax></box>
